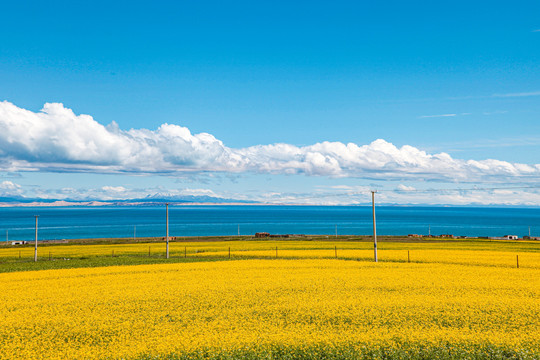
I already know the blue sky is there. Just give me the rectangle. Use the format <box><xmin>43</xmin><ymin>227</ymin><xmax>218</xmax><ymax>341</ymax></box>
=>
<box><xmin>1</xmin><ymin>1</ymin><xmax>540</xmax><ymax>205</ymax></box>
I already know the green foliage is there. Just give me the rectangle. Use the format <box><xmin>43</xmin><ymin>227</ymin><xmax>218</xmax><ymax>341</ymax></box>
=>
<box><xmin>0</xmin><ymin>254</ymin><xmax>227</xmax><ymax>273</ymax></box>
<box><xmin>0</xmin><ymin>236</ymin><xmax>538</xmax><ymax>273</ymax></box>
<box><xmin>136</xmin><ymin>343</ymin><xmax>540</xmax><ymax>360</ymax></box>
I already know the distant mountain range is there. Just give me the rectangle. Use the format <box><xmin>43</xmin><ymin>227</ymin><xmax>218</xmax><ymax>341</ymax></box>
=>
<box><xmin>2</xmin><ymin>195</ymin><xmax>538</xmax><ymax>208</ymax></box>
<box><xmin>0</xmin><ymin>194</ymin><xmax>257</xmax><ymax>206</ymax></box>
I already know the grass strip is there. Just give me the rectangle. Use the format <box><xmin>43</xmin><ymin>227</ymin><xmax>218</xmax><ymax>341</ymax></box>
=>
<box><xmin>136</xmin><ymin>343</ymin><xmax>540</xmax><ymax>360</ymax></box>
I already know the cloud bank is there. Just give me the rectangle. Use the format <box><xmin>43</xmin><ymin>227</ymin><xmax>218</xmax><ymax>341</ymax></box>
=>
<box><xmin>0</xmin><ymin>180</ymin><xmax>23</xmax><ymax>197</ymax></box>
<box><xmin>1</xmin><ymin>101</ymin><xmax>539</xmax><ymax>182</ymax></box>
<box><xmin>4</xmin><ymin>180</ymin><xmax>540</xmax><ymax>206</ymax></box>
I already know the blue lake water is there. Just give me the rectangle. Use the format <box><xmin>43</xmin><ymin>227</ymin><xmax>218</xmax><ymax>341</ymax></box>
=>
<box><xmin>0</xmin><ymin>205</ymin><xmax>539</xmax><ymax>241</ymax></box>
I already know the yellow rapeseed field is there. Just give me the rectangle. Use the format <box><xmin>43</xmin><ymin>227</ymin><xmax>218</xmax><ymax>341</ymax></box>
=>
<box><xmin>0</xmin><ymin>258</ymin><xmax>538</xmax><ymax>359</ymax></box>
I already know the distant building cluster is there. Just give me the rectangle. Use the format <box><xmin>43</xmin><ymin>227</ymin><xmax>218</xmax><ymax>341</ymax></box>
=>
<box><xmin>5</xmin><ymin>232</ymin><xmax>538</xmax><ymax>245</ymax></box>
<box><xmin>406</xmin><ymin>234</ymin><xmax>538</xmax><ymax>241</ymax></box>
<box><xmin>407</xmin><ymin>234</ymin><xmax>461</xmax><ymax>239</ymax></box>
<box><xmin>255</xmin><ymin>232</ymin><xmax>305</xmax><ymax>238</ymax></box>
<box><xmin>8</xmin><ymin>239</ymin><xmax>68</xmax><ymax>246</ymax></box>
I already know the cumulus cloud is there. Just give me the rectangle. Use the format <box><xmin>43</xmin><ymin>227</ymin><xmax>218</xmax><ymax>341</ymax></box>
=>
<box><xmin>27</xmin><ymin>185</ymin><xmax>224</xmax><ymax>202</ymax></box>
<box><xmin>0</xmin><ymin>101</ymin><xmax>242</xmax><ymax>174</ymax></box>
<box><xmin>250</xmin><ymin>185</ymin><xmax>540</xmax><ymax>206</ymax></box>
<box><xmin>179</xmin><ymin>188</ymin><xmax>218</xmax><ymax>197</ymax></box>
<box><xmin>1</xmin><ymin>101</ymin><xmax>540</xmax><ymax>183</ymax></box>
<box><xmin>396</xmin><ymin>184</ymin><xmax>415</xmax><ymax>191</ymax></box>
<box><xmin>374</xmin><ymin>187</ymin><xmax>540</xmax><ymax>206</ymax></box>
<box><xmin>9</xmin><ymin>180</ymin><xmax>540</xmax><ymax>206</ymax></box>
<box><xmin>0</xmin><ymin>180</ymin><xmax>24</xmax><ymax>197</ymax></box>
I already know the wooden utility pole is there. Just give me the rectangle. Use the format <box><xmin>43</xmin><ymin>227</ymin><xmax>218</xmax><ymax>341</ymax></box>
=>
<box><xmin>371</xmin><ymin>191</ymin><xmax>378</xmax><ymax>262</ymax></box>
<box><xmin>166</xmin><ymin>203</ymin><xmax>170</xmax><ymax>259</ymax></box>
<box><xmin>34</xmin><ymin>215</ymin><xmax>39</xmax><ymax>262</ymax></box>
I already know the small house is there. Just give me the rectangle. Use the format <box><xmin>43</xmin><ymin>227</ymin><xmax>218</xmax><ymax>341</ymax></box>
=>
<box><xmin>10</xmin><ymin>241</ymin><xmax>27</xmax><ymax>245</ymax></box>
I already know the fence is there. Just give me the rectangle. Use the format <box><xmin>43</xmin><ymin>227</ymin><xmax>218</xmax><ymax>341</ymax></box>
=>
<box><xmin>0</xmin><ymin>240</ymin><xmax>538</xmax><ymax>269</ymax></box>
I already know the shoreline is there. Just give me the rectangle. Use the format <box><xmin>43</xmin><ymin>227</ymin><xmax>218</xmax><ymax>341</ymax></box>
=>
<box><xmin>2</xmin><ymin>234</ymin><xmax>538</xmax><ymax>247</ymax></box>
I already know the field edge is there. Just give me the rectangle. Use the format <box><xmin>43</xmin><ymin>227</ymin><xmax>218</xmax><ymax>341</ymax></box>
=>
<box><xmin>134</xmin><ymin>343</ymin><xmax>540</xmax><ymax>360</ymax></box>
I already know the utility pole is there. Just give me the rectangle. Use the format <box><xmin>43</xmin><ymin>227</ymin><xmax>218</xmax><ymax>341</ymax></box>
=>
<box><xmin>34</xmin><ymin>215</ymin><xmax>39</xmax><ymax>262</ymax></box>
<box><xmin>238</xmin><ymin>224</ymin><xmax>240</xmax><ymax>236</ymax></box>
<box><xmin>428</xmin><ymin>225</ymin><xmax>431</xmax><ymax>237</ymax></box>
<box><xmin>371</xmin><ymin>191</ymin><xmax>378</xmax><ymax>262</ymax></box>
<box><xmin>166</xmin><ymin>203</ymin><xmax>169</xmax><ymax>259</ymax></box>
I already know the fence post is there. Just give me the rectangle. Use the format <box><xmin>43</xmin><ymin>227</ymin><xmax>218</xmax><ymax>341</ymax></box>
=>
<box><xmin>335</xmin><ymin>246</ymin><xmax>337</xmax><ymax>258</ymax></box>
<box><xmin>516</xmin><ymin>255</ymin><xmax>519</xmax><ymax>269</ymax></box>
<box><xmin>276</xmin><ymin>246</ymin><xmax>278</xmax><ymax>259</ymax></box>
<box><xmin>229</xmin><ymin>247</ymin><xmax>231</xmax><ymax>259</ymax></box>
<box><xmin>49</xmin><ymin>251</ymin><xmax>51</xmax><ymax>261</ymax></box>
<box><xmin>148</xmin><ymin>246</ymin><xmax>151</xmax><ymax>257</ymax></box>
<box><xmin>184</xmin><ymin>246</ymin><xmax>187</xmax><ymax>258</ymax></box>
<box><xmin>408</xmin><ymin>250</ymin><xmax>410</xmax><ymax>263</ymax></box>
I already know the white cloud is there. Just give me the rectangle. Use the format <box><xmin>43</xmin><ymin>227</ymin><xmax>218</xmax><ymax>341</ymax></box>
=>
<box><xmin>0</xmin><ymin>180</ymin><xmax>24</xmax><ymax>197</ymax></box>
<box><xmin>418</xmin><ymin>113</ymin><xmax>457</xmax><ymax>118</ymax></box>
<box><xmin>0</xmin><ymin>101</ymin><xmax>239</xmax><ymax>174</ymax></box>
<box><xmin>250</xmin><ymin>186</ymin><xmax>540</xmax><ymax>206</ymax></box>
<box><xmin>482</xmin><ymin>110</ymin><xmax>508</xmax><ymax>116</ymax></box>
<box><xmin>1</xmin><ymin>101</ymin><xmax>540</xmax><ymax>183</ymax></box>
<box><xmin>375</xmin><ymin>187</ymin><xmax>540</xmax><ymax>206</ymax></box>
<box><xmin>324</xmin><ymin>185</ymin><xmax>355</xmax><ymax>190</ymax></box>
<box><xmin>492</xmin><ymin>91</ymin><xmax>540</xmax><ymax>98</ymax></box>
<box><xmin>101</xmin><ymin>186</ymin><xmax>127</xmax><ymax>193</ymax></box>
<box><xmin>27</xmin><ymin>185</ymin><xmax>225</xmax><ymax>201</ymax></box>
<box><xmin>5</xmin><ymin>179</ymin><xmax>540</xmax><ymax>206</ymax></box>
<box><xmin>397</xmin><ymin>184</ymin><xmax>415</xmax><ymax>191</ymax></box>
<box><xmin>179</xmin><ymin>188</ymin><xmax>218</xmax><ymax>197</ymax></box>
